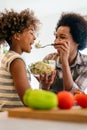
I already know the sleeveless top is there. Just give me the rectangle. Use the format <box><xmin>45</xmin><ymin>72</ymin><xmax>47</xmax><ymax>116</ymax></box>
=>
<box><xmin>0</xmin><ymin>51</ymin><xmax>31</xmax><ymax>109</ymax></box>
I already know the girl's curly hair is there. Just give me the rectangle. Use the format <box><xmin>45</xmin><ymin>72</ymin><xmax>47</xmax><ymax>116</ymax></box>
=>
<box><xmin>0</xmin><ymin>8</ymin><xmax>40</xmax><ymax>45</ymax></box>
<box><xmin>55</xmin><ymin>12</ymin><xmax>87</xmax><ymax>50</ymax></box>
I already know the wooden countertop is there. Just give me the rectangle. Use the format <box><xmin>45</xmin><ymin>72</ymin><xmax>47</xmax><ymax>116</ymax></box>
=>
<box><xmin>8</xmin><ymin>106</ymin><xmax>87</xmax><ymax>123</ymax></box>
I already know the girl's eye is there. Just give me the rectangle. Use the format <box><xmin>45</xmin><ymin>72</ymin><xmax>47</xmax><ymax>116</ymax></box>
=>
<box><xmin>29</xmin><ymin>30</ymin><xmax>35</xmax><ymax>35</ymax></box>
<box><xmin>29</xmin><ymin>30</ymin><xmax>38</xmax><ymax>37</ymax></box>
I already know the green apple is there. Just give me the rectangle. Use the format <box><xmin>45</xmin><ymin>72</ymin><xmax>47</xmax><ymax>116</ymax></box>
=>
<box><xmin>23</xmin><ymin>89</ymin><xmax>32</xmax><ymax>106</ymax></box>
<box><xmin>24</xmin><ymin>89</ymin><xmax>58</xmax><ymax>110</ymax></box>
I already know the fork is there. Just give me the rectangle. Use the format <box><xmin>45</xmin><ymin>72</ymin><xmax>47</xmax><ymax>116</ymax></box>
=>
<box><xmin>35</xmin><ymin>43</ymin><xmax>58</xmax><ymax>48</ymax></box>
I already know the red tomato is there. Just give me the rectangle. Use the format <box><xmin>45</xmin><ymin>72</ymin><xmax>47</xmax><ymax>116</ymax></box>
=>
<box><xmin>57</xmin><ymin>91</ymin><xmax>74</xmax><ymax>109</ymax></box>
<box><xmin>75</xmin><ymin>93</ymin><xmax>87</xmax><ymax>108</ymax></box>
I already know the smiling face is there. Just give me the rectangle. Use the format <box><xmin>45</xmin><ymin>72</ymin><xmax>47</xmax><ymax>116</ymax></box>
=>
<box><xmin>11</xmin><ymin>25</ymin><xmax>36</xmax><ymax>54</ymax></box>
<box><xmin>19</xmin><ymin>26</ymin><xmax>36</xmax><ymax>53</ymax></box>
<box><xmin>54</xmin><ymin>26</ymin><xmax>78</xmax><ymax>57</ymax></box>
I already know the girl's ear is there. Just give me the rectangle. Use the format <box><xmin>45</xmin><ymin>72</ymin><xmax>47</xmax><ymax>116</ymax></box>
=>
<box><xmin>13</xmin><ymin>33</ymin><xmax>20</xmax><ymax>40</ymax></box>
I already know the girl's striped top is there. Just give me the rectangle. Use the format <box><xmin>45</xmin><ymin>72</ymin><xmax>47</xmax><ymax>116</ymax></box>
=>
<box><xmin>0</xmin><ymin>51</ymin><xmax>31</xmax><ymax>110</ymax></box>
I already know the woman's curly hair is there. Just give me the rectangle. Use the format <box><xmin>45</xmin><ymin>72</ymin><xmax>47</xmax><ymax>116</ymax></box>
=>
<box><xmin>0</xmin><ymin>8</ymin><xmax>40</xmax><ymax>45</ymax></box>
<box><xmin>55</xmin><ymin>12</ymin><xmax>87</xmax><ymax>50</ymax></box>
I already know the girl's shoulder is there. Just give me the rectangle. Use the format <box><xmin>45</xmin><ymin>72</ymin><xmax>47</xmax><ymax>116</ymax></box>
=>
<box><xmin>2</xmin><ymin>51</ymin><xmax>25</xmax><ymax>71</ymax></box>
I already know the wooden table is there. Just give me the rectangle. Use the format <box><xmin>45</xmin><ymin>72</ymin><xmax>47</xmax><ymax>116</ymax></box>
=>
<box><xmin>8</xmin><ymin>106</ymin><xmax>87</xmax><ymax>123</ymax></box>
<box><xmin>0</xmin><ymin>110</ymin><xmax>87</xmax><ymax>130</ymax></box>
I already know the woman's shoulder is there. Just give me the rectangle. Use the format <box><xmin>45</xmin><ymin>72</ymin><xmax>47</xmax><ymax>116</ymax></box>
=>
<box><xmin>43</xmin><ymin>52</ymin><xmax>59</xmax><ymax>61</ymax></box>
<box><xmin>79</xmin><ymin>52</ymin><xmax>87</xmax><ymax>64</ymax></box>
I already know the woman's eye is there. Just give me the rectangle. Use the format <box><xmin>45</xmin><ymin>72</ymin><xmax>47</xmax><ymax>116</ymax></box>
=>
<box><xmin>60</xmin><ymin>36</ymin><xmax>66</xmax><ymax>39</ymax></box>
<box><xmin>55</xmin><ymin>36</ymin><xmax>66</xmax><ymax>39</ymax></box>
<box><xmin>55</xmin><ymin>36</ymin><xmax>58</xmax><ymax>39</ymax></box>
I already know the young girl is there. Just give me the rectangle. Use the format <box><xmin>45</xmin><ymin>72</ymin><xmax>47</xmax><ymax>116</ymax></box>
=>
<box><xmin>0</xmin><ymin>9</ymin><xmax>40</xmax><ymax>109</ymax></box>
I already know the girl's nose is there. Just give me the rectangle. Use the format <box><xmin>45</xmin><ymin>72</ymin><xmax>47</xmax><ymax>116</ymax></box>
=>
<box><xmin>34</xmin><ymin>35</ymin><xmax>36</xmax><ymax>40</ymax></box>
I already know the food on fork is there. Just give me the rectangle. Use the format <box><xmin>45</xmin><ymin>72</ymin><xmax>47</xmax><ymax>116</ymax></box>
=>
<box><xmin>35</xmin><ymin>41</ymin><xmax>42</xmax><ymax>48</ymax></box>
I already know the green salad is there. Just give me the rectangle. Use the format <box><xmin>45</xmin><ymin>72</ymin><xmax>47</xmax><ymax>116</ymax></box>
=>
<box><xmin>29</xmin><ymin>61</ymin><xmax>53</xmax><ymax>75</ymax></box>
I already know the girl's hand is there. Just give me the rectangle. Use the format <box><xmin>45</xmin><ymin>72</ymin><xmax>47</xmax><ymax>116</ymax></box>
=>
<box><xmin>39</xmin><ymin>70</ymin><xmax>56</xmax><ymax>90</ymax></box>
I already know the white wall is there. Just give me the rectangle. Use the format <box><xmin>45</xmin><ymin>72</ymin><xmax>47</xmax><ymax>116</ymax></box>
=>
<box><xmin>22</xmin><ymin>11</ymin><xmax>87</xmax><ymax>65</ymax></box>
<box><xmin>0</xmin><ymin>0</ymin><xmax>87</xmax><ymax>65</ymax></box>
<box><xmin>0</xmin><ymin>0</ymin><xmax>87</xmax><ymax>89</ymax></box>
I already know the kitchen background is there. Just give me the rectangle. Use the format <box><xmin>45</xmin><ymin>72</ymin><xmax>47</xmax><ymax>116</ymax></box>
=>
<box><xmin>0</xmin><ymin>0</ymin><xmax>87</xmax><ymax>89</ymax></box>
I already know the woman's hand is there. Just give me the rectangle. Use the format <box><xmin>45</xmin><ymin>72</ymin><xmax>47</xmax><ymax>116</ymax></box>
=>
<box><xmin>39</xmin><ymin>70</ymin><xmax>56</xmax><ymax>90</ymax></box>
<box><xmin>71</xmin><ymin>88</ymin><xmax>84</xmax><ymax>95</ymax></box>
<box><xmin>54</xmin><ymin>40</ymin><xmax>70</xmax><ymax>63</ymax></box>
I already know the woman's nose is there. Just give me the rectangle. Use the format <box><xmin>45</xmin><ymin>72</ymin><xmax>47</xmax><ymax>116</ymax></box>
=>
<box><xmin>54</xmin><ymin>37</ymin><xmax>62</xmax><ymax>43</ymax></box>
<box><xmin>54</xmin><ymin>39</ymin><xmax>58</xmax><ymax>44</ymax></box>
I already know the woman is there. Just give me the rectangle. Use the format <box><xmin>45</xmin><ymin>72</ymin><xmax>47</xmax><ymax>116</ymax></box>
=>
<box><xmin>0</xmin><ymin>9</ymin><xmax>40</xmax><ymax>109</ymax></box>
<box><xmin>40</xmin><ymin>12</ymin><xmax>87</xmax><ymax>95</ymax></box>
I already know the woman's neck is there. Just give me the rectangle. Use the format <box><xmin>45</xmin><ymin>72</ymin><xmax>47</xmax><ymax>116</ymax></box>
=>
<box><xmin>69</xmin><ymin>50</ymin><xmax>78</xmax><ymax>65</ymax></box>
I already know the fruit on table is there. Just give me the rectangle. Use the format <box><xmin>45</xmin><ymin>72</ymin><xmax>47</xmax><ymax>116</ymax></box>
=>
<box><xmin>75</xmin><ymin>93</ymin><xmax>87</xmax><ymax>108</ymax></box>
<box><xmin>23</xmin><ymin>89</ymin><xmax>58</xmax><ymax>110</ymax></box>
<box><xmin>57</xmin><ymin>91</ymin><xmax>74</xmax><ymax>109</ymax></box>
<box><xmin>23</xmin><ymin>89</ymin><xmax>32</xmax><ymax>106</ymax></box>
